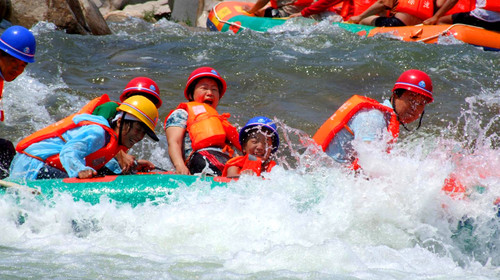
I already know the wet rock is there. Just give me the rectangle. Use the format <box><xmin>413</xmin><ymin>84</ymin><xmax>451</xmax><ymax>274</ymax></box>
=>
<box><xmin>0</xmin><ymin>0</ymin><xmax>11</xmax><ymax>22</ymax></box>
<box><xmin>104</xmin><ymin>0</ymin><xmax>171</xmax><ymax>22</ymax></box>
<box><xmin>170</xmin><ymin>0</ymin><xmax>203</xmax><ymax>27</ymax></box>
<box><xmin>8</xmin><ymin>0</ymin><xmax>111</xmax><ymax>35</ymax></box>
<box><xmin>91</xmin><ymin>0</ymin><xmax>154</xmax><ymax>16</ymax></box>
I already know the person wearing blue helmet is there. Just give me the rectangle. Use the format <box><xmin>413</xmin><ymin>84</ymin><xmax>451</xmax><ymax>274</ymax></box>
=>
<box><xmin>0</xmin><ymin>25</ymin><xmax>36</xmax><ymax>82</ymax></box>
<box><xmin>222</xmin><ymin>116</ymin><xmax>280</xmax><ymax>178</ymax></box>
<box><xmin>0</xmin><ymin>26</ymin><xmax>36</xmax><ymax>179</ymax></box>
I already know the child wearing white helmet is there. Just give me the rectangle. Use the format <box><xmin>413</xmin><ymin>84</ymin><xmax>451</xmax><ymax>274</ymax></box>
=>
<box><xmin>222</xmin><ymin>116</ymin><xmax>280</xmax><ymax>178</ymax></box>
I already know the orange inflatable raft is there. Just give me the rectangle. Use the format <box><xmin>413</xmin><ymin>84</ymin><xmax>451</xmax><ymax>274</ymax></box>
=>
<box><xmin>207</xmin><ymin>1</ymin><xmax>500</xmax><ymax>51</ymax></box>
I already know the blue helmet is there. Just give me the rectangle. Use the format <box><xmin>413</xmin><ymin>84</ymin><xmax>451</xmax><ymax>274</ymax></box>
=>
<box><xmin>239</xmin><ymin>116</ymin><xmax>280</xmax><ymax>153</ymax></box>
<box><xmin>0</xmin><ymin>26</ymin><xmax>36</xmax><ymax>63</ymax></box>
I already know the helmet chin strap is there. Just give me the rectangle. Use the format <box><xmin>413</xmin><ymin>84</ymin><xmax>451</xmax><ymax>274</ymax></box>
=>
<box><xmin>391</xmin><ymin>97</ymin><xmax>424</xmax><ymax>132</ymax></box>
<box><xmin>118</xmin><ymin>112</ymin><xmax>126</xmax><ymax>146</ymax></box>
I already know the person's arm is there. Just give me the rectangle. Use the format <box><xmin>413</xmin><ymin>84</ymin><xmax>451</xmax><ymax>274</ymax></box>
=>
<box><xmin>348</xmin><ymin>0</ymin><xmax>392</xmax><ymax>23</ymax></box>
<box><xmin>350</xmin><ymin>109</ymin><xmax>388</xmax><ymax>143</ymax></box>
<box><xmin>244</xmin><ymin>0</ymin><xmax>270</xmax><ymax>15</ymax></box>
<box><xmin>59</xmin><ymin>125</ymin><xmax>107</xmax><ymax>178</ymax></box>
<box><xmin>423</xmin><ymin>0</ymin><xmax>459</xmax><ymax>25</ymax></box>
<box><xmin>166</xmin><ymin>126</ymin><xmax>190</xmax><ymax>175</ymax></box>
<box><xmin>225</xmin><ymin>165</ymin><xmax>242</xmax><ymax>178</ymax></box>
<box><xmin>300</xmin><ymin>0</ymin><xmax>343</xmax><ymax>18</ymax></box>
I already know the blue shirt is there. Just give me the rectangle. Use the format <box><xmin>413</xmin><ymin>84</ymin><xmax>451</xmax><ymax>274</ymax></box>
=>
<box><xmin>9</xmin><ymin>114</ymin><xmax>121</xmax><ymax>180</ymax></box>
<box><xmin>325</xmin><ymin>100</ymin><xmax>394</xmax><ymax>163</ymax></box>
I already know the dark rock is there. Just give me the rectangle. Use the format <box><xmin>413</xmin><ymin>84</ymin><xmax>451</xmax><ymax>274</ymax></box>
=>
<box><xmin>7</xmin><ymin>0</ymin><xmax>111</xmax><ymax>35</ymax></box>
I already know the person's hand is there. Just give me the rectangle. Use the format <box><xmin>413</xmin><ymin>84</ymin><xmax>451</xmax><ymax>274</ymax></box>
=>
<box><xmin>115</xmin><ymin>150</ymin><xmax>136</xmax><ymax>174</ymax></box>
<box><xmin>348</xmin><ymin>16</ymin><xmax>361</xmax><ymax>24</ymax></box>
<box><xmin>423</xmin><ymin>16</ymin><xmax>438</xmax><ymax>25</ymax></box>
<box><xmin>243</xmin><ymin>5</ymin><xmax>253</xmax><ymax>14</ymax></box>
<box><xmin>288</xmin><ymin>12</ymin><xmax>302</xmax><ymax>18</ymax></box>
<box><xmin>134</xmin><ymin>159</ymin><xmax>155</xmax><ymax>172</ymax></box>
<box><xmin>78</xmin><ymin>169</ymin><xmax>97</xmax><ymax>179</ymax></box>
<box><xmin>175</xmin><ymin>164</ymin><xmax>191</xmax><ymax>175</ymax></box>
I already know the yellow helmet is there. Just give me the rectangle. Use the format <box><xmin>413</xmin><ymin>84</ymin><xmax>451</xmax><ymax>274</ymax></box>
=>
<box><xmin>118</xmin><ymin>95</ymin><xmax>159</xmax><ymax>141</ymax></box>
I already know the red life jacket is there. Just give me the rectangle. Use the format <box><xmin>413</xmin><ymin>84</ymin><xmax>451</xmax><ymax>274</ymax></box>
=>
<box><xmin>270</xmin><ymin>0</ymin><xmax>314</xmax><ymax>9</ymax></box>
<box><xmin>313</xmin><ymin>95</ymin><xmax>400</xmax><ymax>170</ymax></box>
<box><xmin>339</xmin><ymin>0</ymin><xmax>378</xmax><ymax>20</ymax></box>
<box><xmin>16</xmin><ymin>94</ymin><xmax>121</xmax><ymax>172</ymax></box>
<box><xmin>222</xmin><ymin>154</ymin><xmax>276</xmax><ymax>177</ymax></box>
<box><xmin>165</xmin><ymin>102</ymin><xmax>242</xmax><ymax>152</ymax></box>
<box><xmin>445</xmin><ymin>0</ymin><xmax>475</xmax><ymax>15</ymax></box>
<box><xmin>395</xmin><ymin>0</ymin><xmax>434</xmax><ymax>20</ymax></box>
<box><xmin>477</xmin><ymin>0</ymin><xmax>500</xmax><ymax>12</ymax></box>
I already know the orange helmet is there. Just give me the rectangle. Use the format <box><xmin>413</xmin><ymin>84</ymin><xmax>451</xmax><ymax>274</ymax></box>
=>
<box><xmin>120</xmin><ymin>77</ymin><xmax>162</xmax><ymax>108</ymax></box>
<box><xmin>184</xmin><ymin>67</ymin><xmax>226</xmax><ymax>100</ymax></box>
<box><xmin>392</xmin><ymin>70</ymin><xmax>433</xmax><ymax>103</ymax></box>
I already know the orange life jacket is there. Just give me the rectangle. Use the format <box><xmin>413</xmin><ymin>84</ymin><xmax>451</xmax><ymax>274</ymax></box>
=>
<box><xmin>313</xmin><ymin>95</ymin><xmax>400</xmax><ymax>152</ymax></box>
<box><xmin>165</xmin><ymin>102</ymin><xmax>242</xmax><ymax>152</ymax></box>
<box><xmin>395</xmin><ymin>0</ymin><xmax>434</xmax><ymax>20</ymax></box>
<box><xmin>445</xmin><ymin>0</ymin><xmax>475</xmax><ymax>15</ymax></box>
<box><xmin>477</xmin><ymin>0</ymin><xmax>500</xmax><ymax>12</ymax></box>
<box><xmin>222</xmin><ymin>154</ymin><xmax>277</xmax><ymax>177</ymax></box>
<box><xmin>270</xmin><ymin>0</ymin><xmax>314</xmax><ymax>9</ymax></box>
<box><xmin>16</xmin><ymin>94</ymin><xmax>121</xmax><ymax>172</ymax></box>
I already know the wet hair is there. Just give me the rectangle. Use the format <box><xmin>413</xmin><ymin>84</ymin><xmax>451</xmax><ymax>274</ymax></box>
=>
<box><xmin>393</xmin><ymin>89</ymin><xmax>405</xmax><ymax>98</ymax></box>
<box><xmin>187</xmin><ymin>77</ymin><xmax>223</xmax><ymax>101</ymax></box>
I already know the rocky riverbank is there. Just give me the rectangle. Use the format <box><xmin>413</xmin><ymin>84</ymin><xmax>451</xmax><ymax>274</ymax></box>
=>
<box><xmin>0</xmin><ymin>0</ymin><xmax>251</xmax><ymax>35</ymax></box>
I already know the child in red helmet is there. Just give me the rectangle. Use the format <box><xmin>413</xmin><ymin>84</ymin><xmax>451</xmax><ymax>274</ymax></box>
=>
<box><xmin>313</xmin><ymin>69</ymin><xmax>434</xmax><ymax>170</ymax></box>
<box><xmin>164</xmin><ymin>67</ymin><xmax>241</xmax><ymax>176</ymax></box>
<box><xmin>91</xmin><ymin>77</ymin><xmax>163</xmax><ymax>175</ymax></box>
<box><xmin>222</xmin><ymin>116</ymin><xmax>280</xmax><ymax>178</ymax></box>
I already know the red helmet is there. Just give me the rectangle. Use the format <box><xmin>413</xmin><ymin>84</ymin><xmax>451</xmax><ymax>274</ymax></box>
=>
<box><xmin>120</xmin><ymin>77</ymin><xmax>162</xmax><ymax>108</ymax></box>
<box><xmin>184</xmin><ymin>67</ymin><xmax>227</xmax><ymax>100</ymax></box>
<box><xmin>392</xmin><ymin>69</ymin><xmax>433</xmax><ymax>103</ymax></box>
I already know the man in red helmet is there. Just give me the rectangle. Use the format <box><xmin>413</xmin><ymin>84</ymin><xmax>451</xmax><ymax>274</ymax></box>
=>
<box><xmin>0</xmin><ymin>26</ymin><xmax>37</xmax><ymax>179</ymax></box>
<box><xmin>91</xmin><ymin>77</ymin><xmax>163</xmax><ymax>175</ymax></box>
<box><xmin>313</xmin><ymin>69</ymin><xmax>434</xmax><ymax>170</ymax></box>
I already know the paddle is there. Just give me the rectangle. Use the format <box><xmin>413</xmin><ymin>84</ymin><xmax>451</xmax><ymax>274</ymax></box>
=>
<box><xmin>0</xmin><ymin>179</ymin><xmax>40</xmax><ymax>195</ymax></box>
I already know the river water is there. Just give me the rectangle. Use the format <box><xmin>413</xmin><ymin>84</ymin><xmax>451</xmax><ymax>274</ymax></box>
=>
<box><xmin>0</xmin><ymin>19</ymin><xmax>500</xmax><ymax>279</ymax></box>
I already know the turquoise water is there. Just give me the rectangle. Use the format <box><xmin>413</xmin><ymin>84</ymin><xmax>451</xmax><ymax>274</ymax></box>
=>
<box><xmin>0</xmin><ymin>19</ymin><xmax>499</xmax><ymax>279</ymax></box>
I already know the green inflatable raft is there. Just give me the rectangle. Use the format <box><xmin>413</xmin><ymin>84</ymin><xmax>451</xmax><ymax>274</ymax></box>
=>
<box><xmin>0</xmin><ymin>173</ymin><xmax>231</xmax><ymax>206</ymax></box>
